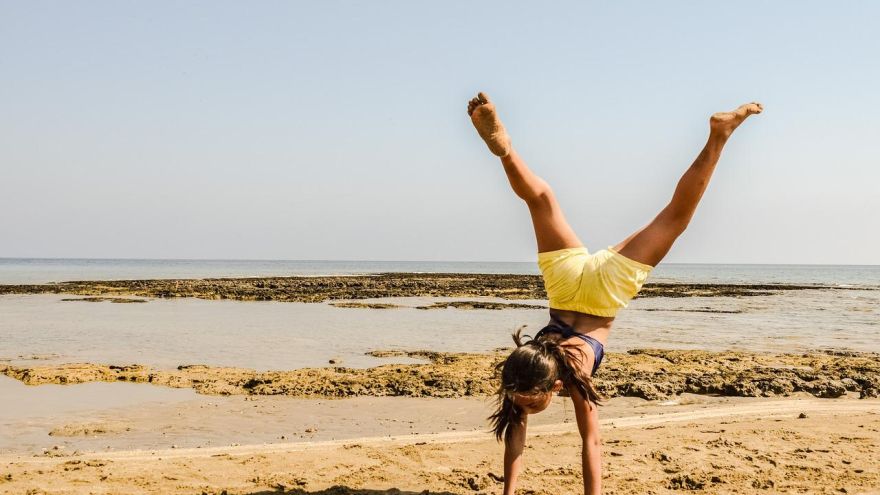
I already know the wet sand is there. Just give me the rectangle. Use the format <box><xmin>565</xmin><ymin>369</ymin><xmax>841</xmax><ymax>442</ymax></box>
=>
<box><xmin>0</xmin><ymin>273</ymin><xmax>856</xmax><ymax>303</ymax></box>
<box><xmin>1</xmin><ymin>397</ymin><xmax>877</xmax><ymax>494</ymax></box>
<box><xmin>3</xmin><ymin>348</ymin><xmax>878</xmax><ymax>401</ymax></box>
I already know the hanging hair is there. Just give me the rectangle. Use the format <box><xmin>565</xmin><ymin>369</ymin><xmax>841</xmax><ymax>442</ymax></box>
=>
<box><xmin>488</xmin><ymin>325</ymin><xmax>602</xmax><ymax>442</ymax></box>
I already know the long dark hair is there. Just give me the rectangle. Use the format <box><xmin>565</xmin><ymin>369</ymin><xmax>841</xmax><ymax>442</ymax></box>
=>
<box><xmin>488</xmin><ymin>325</ymin><xmax>602</xmax><ymax>442</ymax></box>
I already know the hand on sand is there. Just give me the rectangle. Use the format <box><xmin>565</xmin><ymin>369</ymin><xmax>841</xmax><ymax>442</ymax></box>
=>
<box><xmin>710</xmin><ymin>102</ymin><xmax>763</xmax><ymax>137</ymax></box>
<box><xmin>467</xmin><ymin>92</ymin><xmax>512</xmax><ymax>157</ymax></box>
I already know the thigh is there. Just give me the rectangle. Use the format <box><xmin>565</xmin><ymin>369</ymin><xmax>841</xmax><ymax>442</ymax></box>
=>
<box><xmin>613</xmin><ymin>208</ymin><xmax>684</xmax><ymax>267</ymax></box>
<box><xmin>527</xmin><ymin>192</ymin><xmax>584</xmax><ymax>253</ymax></box>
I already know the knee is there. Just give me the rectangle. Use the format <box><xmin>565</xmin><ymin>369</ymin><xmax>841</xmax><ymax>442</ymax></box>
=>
<box><xmin>524</xmin><ymin>187</ymin><xmax>555</xmax><ymax>207</ymax></box>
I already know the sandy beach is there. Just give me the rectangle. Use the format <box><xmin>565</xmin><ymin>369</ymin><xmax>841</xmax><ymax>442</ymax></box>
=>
<box><xmin>2</xmin><ymin>396</ymin><xmax>878</xmax><ymax>494</ymax></box>
<box><xmin>2</xmin><ymin>346</ymin><xmax>879</xmax><ymax>494</ymax></box>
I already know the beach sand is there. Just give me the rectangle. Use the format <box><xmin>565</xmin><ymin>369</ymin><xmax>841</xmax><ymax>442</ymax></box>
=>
<box><xmin>1</xmin><ymin>397</ymin><xmax>878</xmax><ymax>494</ymax></box>
<box><xmin>4</xmin><ymin>347</ymin><xmax>879</xmax><ymax>493</ymax></box>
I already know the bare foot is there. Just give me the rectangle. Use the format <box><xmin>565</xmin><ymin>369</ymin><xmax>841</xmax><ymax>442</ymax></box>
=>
<box><xmin>710</xmin><ymin>102</ymin><xmax>764</xmax><ymax>137</ymax></box>
<box><xmin>467</xmin><ymin>92</ymin><xmax>512</xmax><ymax>157</ymax></box>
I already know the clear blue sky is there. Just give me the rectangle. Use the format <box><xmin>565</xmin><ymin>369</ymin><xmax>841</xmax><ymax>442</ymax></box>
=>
<box><xmin>1</xmin><ymin>1</ymin><xmax>877</xmax><ymax>264</ymax></box>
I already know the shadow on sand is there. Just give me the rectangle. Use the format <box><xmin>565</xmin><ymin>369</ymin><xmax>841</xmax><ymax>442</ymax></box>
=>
<box><xmin>229</xmin><ymin>487</ymin><xmax>458</xmax><ymax>495</ymax></box>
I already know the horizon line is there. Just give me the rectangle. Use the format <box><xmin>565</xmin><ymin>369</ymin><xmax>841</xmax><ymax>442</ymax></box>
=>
<box><xmin>0</xmin><ymin>257</ymin><xmax>878</xmax><ymax>268</ymax></box>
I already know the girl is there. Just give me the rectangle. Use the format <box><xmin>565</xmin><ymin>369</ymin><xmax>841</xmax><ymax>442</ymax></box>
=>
<box><xmin>467</xmin><ymin>92</ymin><xmax>762</xmax><ymax>495</ymax></box>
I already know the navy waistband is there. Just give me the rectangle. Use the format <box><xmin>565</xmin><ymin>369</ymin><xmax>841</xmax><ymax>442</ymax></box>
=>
<box><xmin>535</xmin><ymin>315</ymin><xmax>605</xmax><ymax>376</ymax></box>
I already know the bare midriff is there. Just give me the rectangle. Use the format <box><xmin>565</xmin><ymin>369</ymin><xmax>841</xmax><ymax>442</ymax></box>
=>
<box><xmin>547</xmin><ymin>308</ymin><xmax>614</xmax><ymax>346</ymax></box>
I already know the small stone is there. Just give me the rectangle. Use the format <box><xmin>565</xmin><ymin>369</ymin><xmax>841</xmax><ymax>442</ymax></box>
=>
<box><xmin>798</xmin><ymin>412</ymin><xmax>808</xmax><ymax>419</ymax></box>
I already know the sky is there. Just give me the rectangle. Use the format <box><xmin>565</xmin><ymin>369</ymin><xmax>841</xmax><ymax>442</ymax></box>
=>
<box><xmin>1</xmin><ymin>1</ymin><xmax>878</xmax><ymax>264</ymax></box>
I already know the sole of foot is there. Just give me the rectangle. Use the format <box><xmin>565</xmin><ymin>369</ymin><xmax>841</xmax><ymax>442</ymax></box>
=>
<box><xmin>468</xmin><ymin>92</ymin><xmax>512</xmax><ymax>157</ymax></box>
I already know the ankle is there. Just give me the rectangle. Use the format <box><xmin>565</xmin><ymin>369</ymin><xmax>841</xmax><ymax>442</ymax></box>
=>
<box><xmin>499</xmin><ymin>147</ymin><xmax>516</xmax><ymax>162</ymax></box>
<box><xmin>707</xmin><ymin>132</ymin><xmax>730</xmax><ymax>149</ymax></box>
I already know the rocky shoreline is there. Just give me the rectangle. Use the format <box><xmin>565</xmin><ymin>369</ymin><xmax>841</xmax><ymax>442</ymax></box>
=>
<box><xmin>0</xmin><ymin>273</ymin><xmax>856</xmax><ymax>304</ymax></box>
<box><xmin>3</xmin><ymin>349</ymin><xmax>877</xmax><ymax>401</ymax></box>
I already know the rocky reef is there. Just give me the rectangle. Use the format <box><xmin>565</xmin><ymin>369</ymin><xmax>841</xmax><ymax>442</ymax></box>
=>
<box><xmin>0</xmin><ymin>273</ymin><xmax>849</xmax><ymax>303</ymax></box>
<box><xmin>2</xmin><ymin>349</ymin><xmax>877</xmax><ymax>401</ymax></box>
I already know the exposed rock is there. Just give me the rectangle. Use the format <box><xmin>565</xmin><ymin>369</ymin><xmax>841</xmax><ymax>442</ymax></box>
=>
<box><xmin>2</xmin><ymin>349</ymin><xmax>878</xmax><ymax>402</ymax></box>
<box><xmin>0</xmin><ymin>274</ymin><xmax>853</xmax><ymax>304</ymax></box>
<box><xmin>49</xmin><ymin>422</ymin><xmax>131</xmax><ymax>437</ymax></box>
<box><xmin>329</xmin><ymin>302</ymin><xmax>401</xmax><ymax>309</ymax></box>
<box><xmin>60</xmin><ymin>297</ymin><xmax>148</xmax><ymax>303</ymax></box>
<box><xmin>415</xmin><ymin>301</ymin><xmax>547</xmax><ymax>310</ymax></box>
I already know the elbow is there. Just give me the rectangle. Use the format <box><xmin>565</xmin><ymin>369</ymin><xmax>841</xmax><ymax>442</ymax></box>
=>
<box><xmin>581</xmin><ymin>432</ymin><xmax>601</xmax><ymax>451</ymax></box>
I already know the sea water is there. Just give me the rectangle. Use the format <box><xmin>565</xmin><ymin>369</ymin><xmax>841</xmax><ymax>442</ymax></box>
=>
<box><xmin>1</xmin><ymin>259</ymin><xmax>877</xmax><ymax>369</ymax></box>
<box><xmin>1</xmin><ymin>258</ymin><xmax>879</xmax><ymax>287</ymax></box>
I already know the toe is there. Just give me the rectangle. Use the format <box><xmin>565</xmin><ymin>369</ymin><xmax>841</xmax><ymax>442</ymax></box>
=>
<box><xmin>477</xmin><ymin>92</ymin><xmax>490</xmax><ymax>104</ymax></box>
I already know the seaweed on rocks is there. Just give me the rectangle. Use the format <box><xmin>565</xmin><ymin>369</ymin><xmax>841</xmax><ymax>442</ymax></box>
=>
<box><xmin>2</xmin><ymin>349</ymin><xmax>877</xmax><ymax>402</ymax></box>
<box><xmin>0</xmin><ymin>275</ymin><xmax>855</xmax><ymax>304</ymax></box>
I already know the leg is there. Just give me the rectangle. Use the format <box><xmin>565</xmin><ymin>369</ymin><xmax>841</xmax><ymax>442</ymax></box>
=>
<box><xmin>614</xmin><ymin>102</ymin><xmax>763</xmax><ymax>267</ymax></box>
<box><xmin>468</xmin><ymin>93</ymin><xmax>582</xmax><ymax>253</ymax></box>
<box><xmin>502</xmin><ymin>149</ymin><xmax>583</xmax><ymax>253</ymax></box>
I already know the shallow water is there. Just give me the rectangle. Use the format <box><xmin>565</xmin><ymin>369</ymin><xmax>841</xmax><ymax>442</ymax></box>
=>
<box><xmin>2</xmin><ymin>258</ymin><xmax>879</xmax><ymax>287</ymax></box>
<box><xmin>0</xmin><ymin>375</ymin><xmax>201</xmax><ymax>454</ymax></box>
<box><xmin>1</xmin><ymin>289</ymin><xmax>876</xmax><ymax>371</ymax></box>
<box><xmin>0</xmin><ymin>375</ymin><xmax>197</xmax><ymax>421</ymax></box>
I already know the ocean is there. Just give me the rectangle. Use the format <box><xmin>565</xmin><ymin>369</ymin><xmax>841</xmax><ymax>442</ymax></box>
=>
<box><xmin>0</xmin><ymin>258</ymin><xmax>877</xmax><ymax>371</ymax></box>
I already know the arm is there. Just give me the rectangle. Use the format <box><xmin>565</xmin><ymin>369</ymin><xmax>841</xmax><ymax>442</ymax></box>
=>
<box><xmin>503</xmin><ymin>412</ymin><xmax>528</xmax><ymax>495</ymax></box>
<box><xmin>570</xmin><ymin>385</ymin><xmax>602</xmax><ymax>495</ymax></box>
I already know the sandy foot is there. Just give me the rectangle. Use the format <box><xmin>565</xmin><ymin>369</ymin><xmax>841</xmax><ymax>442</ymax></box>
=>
<box><xmin>710</xmin><ymin>102</ymin><xmax>763</xmax><ymax>137</ymax></box>
<box><xmin>468</xmin><ymin>92</ymin><xmax>512</xmax><ymax>157</ymax></box>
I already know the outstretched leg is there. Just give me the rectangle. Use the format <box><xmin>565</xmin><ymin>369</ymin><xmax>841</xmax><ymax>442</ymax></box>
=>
<box><xmin>468</xmin><ymin>92</ymin><xmax>582</xmax><ymax>253</ymax></box>
<box><xmin>614</xmin><ymin>102</ymin><xmax>764</xmax><ymax>267</ymax></box>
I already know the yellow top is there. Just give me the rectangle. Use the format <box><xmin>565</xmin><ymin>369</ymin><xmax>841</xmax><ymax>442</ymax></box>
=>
<box><xmin>537</xmin><ymin>246</ymin><xmax>653</xmax><ymax>317</ymax></box>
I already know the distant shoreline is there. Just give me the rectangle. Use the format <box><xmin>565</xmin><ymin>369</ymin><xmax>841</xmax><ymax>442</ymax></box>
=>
<box><xmin>0</xmin><ymin>273</ymin><xmax>866</xmax><ymax>304</ymax></box>
<box><xmin>3</xmin><ymin>256</ymin><xmax>879</xmax><ymax>266</ymax></box>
